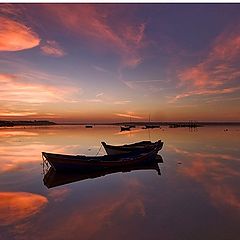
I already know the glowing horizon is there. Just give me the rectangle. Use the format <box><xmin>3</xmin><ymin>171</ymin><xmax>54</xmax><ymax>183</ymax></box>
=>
<box><xmin>1</xmin><ymin>4</ymin><xmax>240</xmax><ymax>122</ymax></box>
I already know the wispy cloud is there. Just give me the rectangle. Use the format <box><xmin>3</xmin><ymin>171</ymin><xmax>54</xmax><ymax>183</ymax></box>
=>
<box><xmin>0</xmin><ymin>73</ymin><xmax>81</xmax><ymax>104</ymax></box>
<box><xmin>176</xmin><ymin>28</ymin><xmax>240</xmax><ymax>102</ymax></box>
<box><xmin>95</xmin><ymin>92</ymin><xmax>104</xmax><ymax>98</ymax></box>
<box><xmin>113</xmin><ymin>100</ymin><xmax>131</xmax><ymax>105</ymax></box>
<box><xmin>0</xmin><ymin>16</ymin><xmax>40</xmax><ymax>51</ymax></box>
<box><xmin>40</xmin><ymin>40</ymin><xmax>66</xmax><ymax>57</ymax></box>
<box><xmin>170</xmin><ymin>86</ymin><xmax>240</xmax><ymax>103</ymax></box>
<box><xmin>44</xmin><ymin>4</ymin><xmax>146</xmax><ymax>68</ymax></box>
<box><xmin>93</xmin><ymin>65</ymin><xmax>109</xmax><ymax>73</ymax></box>
<box><xmin>115</xmin><ymin>112</ymin><xmax>143</xmax><ymax>119</ymax></box>
<box><xmin>123</xmin><ymin>79</ymin><xmax>166</xmax><ymax>91</ymax></box>
<box><xmin>86</xmin><ymin>92</ymin><xmax>130</xmax><ymax>105</ymax></box>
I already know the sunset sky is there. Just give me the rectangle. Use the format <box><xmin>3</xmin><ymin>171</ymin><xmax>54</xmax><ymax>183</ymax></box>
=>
<box><xmin>0</xmin><ymin>3</ymin><xmax>240</xmax><ymax>122</ymax></box>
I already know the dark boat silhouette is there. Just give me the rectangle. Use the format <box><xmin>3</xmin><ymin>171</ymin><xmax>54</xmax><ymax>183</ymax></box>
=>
<box><xmin>120</xmin><ymin>126</ymin><xmax>131</xmax><ymax>131</ymax></box>
<box><xmin>43</xmin><ymin>156</ymin><xmax>163</xmax><ymax>188</ymax></box>
<box><xmin>101</xmin><ymin>140</ymin><xmax>163</xmax><ymax>155</ymax></box>
<box><xmin>144</xmin><ymin>114</ymin><xmax>160</xmax><ymax>129</ymax></box>
<box><xmin>42</xmin><ymin>146</ymin><xmax>159</xmax><ymax>172</ymax></box>
<box><xmin>144</xmin><ymin>124</ymin><xmax>160</xmax><ymax>129</ymax></box>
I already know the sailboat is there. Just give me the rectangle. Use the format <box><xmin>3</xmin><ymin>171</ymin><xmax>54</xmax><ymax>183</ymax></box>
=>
<box><xmin>144</xmin><ymin>114</ymin><xmax>160</xmax><ymax>129</ymax></box>
<box><xmin>126</xmin><ymin>116</ymin><xmax>136</xmax><ymax>128</ymax></box>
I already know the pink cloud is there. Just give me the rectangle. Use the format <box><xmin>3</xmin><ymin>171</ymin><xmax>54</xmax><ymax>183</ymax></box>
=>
<box><xmin>169</xmin><ymin>145</ymin><xmax>240</xmax><ymax>209</ymax></box>
<box><xmin>171</xmin><ymin>86</ymin><xmax>240</xmax><ymax>102</ymax></box>
<box><xmin>0</xmin><ymin>16</ymin><xmax>40</xmax><ymax>51</ymax></box>
<box><xmin>176</xmin><ymin>29</ymin><xmax>240</xmax><ymax>101</ymax></box>
<box><xmin>43</xmin><ymin>4</ymin><xmax>146</xmax><ymax>68</ymax></box>
<box><xmin>41</xmin><ymin>40</ymin><xmax>66</xmax><ymax>57</ymax></box>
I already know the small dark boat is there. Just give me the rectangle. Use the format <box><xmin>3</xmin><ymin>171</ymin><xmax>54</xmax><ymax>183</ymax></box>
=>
<box><xmin>43</xmin><ymin>157</ymin><xmax>162</xmax><ymax>188</ymax></box>
<box><xmin>101</xmin><ymin>140</ymin><xmax>163</xmax><ymax>155</ymax></box>
<box><xmin>144</xmin><ymin>124</ymin><xmax>160</xmax><ymax>129</ymax></box>
<box><xmin>120</xmin><ymin>126</ymin><xmax>131</xmax><ymax>131</ymax></box>
<box><xmin>125</xmin><ymin>124</ymin><xmax>136</xmax><ymax>129</ymax></box>
<box><xmin>42</xmin><ymin>146</ymin><xmax>159</xmax><ymax>172</ymax></box>
<box><xmin>85</xmin><ymin>125</ymin><xmax>93</xmax><ymax>128</ymax></box>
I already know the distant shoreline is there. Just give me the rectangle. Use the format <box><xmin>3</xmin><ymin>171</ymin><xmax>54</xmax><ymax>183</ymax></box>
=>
<box><xmin>1</xmin><ymin>120</ymin><xmax>240</xmax><ymax>127</ymax></box>
<box><xmin>59</xmin><ymin>121</ymin><xmax>240</xmax><ymax>126</ymax></box>
<box><xmin>0</xmin><ymin>120</ymin><xmax>56</xmax><ymax>127</ymax></box>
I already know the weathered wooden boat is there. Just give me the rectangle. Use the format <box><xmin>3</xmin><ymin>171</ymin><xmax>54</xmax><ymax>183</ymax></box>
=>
<box><xmin>43</xmin><ymin>157</ymin><xmax>162</xmax><ymax>188</ymax></box>
<box><xmin>101</xmin><ymin>140</ymin><xmax>163</xmax><ymax>155</ymax></box>
<box><xmin>42</xmin><ymin>146</ymin><xmax>159</xmax><ymax>172</ymax></box>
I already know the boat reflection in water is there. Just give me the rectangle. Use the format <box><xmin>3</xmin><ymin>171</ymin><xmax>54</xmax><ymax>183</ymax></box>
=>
<box><xmin>43</xmin><ymin>155</ymin><xmax>163</xmax><ymax>188</ymax></box>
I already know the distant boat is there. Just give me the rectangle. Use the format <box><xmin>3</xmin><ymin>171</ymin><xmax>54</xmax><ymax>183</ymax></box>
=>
<box><xmin>43</xmin><ymin>157</ymin><xmax>162</xmax><ymax>188</ymax></box>
<box><xmin>126</xmin><ymin>116</ymin><xmax>136</xmax><ymax>128</ymax></box>
<box><xmin>120</xmin><ymin>126</ymin><xmax>131</xmax><ymax>131</ymax></box>
<box><xmin>144</xmin><ymin>125</ymin><xmax>160</xmax><ymax>129</ymax></box>
<box><xmin>42</xmin><ymin>146</ymin><xmax>159</xmax><ymax>172</ymax></box>
<box><xmin>85</xmin><ymin>125</ymin><xmax>93</xmax><ymax>128</ymax></box>
<box><xmin>144</xmin><ymin>114</ymin><xmax>160</xmax><ymax>129</ymax></box>
<box><xmin>101</xmin><ymin>140</ymin><xmax>163</xmax><ymax>155</ymax></box>
<box><xmin>125</xmin><ymin>124</ymin><xmax>136</xmax><ymax>129</ymax></box>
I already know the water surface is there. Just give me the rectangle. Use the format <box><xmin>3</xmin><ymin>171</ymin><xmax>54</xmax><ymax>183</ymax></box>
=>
<box><xmin>0</xmin><ymin>125</ymin><xmax>239</xmax><ymax>240</ymax></box>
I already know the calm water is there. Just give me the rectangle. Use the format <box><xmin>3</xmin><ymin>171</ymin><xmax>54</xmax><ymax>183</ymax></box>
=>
<box><xmin>0</xmin><ymin>125</ymin><xmax>239</xmax><ymax>240</ymax></box>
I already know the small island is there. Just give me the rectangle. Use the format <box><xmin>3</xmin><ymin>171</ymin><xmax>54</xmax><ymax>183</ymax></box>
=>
<box><xmin>0</xmin><ymin>120</ymin><xmax>57</xmax><ymax>127</ymax></box>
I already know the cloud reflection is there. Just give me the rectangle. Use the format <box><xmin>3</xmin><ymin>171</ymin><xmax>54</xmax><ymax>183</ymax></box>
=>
<box><xmin>0</xmin><ymin>192</ymin><xmax>47</xmax><ymax>226</ymax></box>
<box><xmin>170</xmin><ymin>145</ymin><xmax>240</xmax><ymax>209</ymax></box>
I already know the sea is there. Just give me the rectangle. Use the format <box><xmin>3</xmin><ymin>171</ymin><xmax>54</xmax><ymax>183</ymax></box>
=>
<box><xmin>0</xmin><ymin>125</ymin><xmax>239</xmax><ymax>240</ymax></box>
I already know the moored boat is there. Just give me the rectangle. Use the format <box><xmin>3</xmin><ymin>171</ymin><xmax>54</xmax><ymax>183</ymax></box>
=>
<box><xmin>101</xmin><ymin>140</ymin><xmax>163</xmax><ymax>155</ymax></box>
<box><xmin>42</xmin><ymin>146</ymin><xmax>159</xmax><ymax>172</ymax></box>
<box><xmin>120</xmin><ymin>126</ymin><xmax>131</xmax><ymax>131</ymax></box>
<box><xmin>144</xmin><ymin>124</ymin><xmax>160</xmax><ymax>129</ymax></box>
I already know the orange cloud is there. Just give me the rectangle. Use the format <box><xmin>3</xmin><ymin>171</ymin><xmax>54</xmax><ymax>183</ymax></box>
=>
<box><xmin>115</xmin><ymin>113</ymin><xmax>143</xmax><ymax>119</ymax></box>
<box><xmin>0</xmin><ymin>73</ymin><xmax>81</xmax><ymax>104</ymax></box>
<box><xmin>41</xmin><ymin>40</ymin><xmax>66</xmax><ymax>57</ymax></box>
<box><xmin>0</xmin><ymin>192</ymin><xmax>47</xmax><ymax>226</ymax></box>
<box><xmin>0</xmin><ymin>16</ymin><xmax>40</xmax><ymax>51</ymax></box>
<box><xmin>43</xmin><ymin>4</ymin><xmax>146</xmax><ymax>68</ymax></box>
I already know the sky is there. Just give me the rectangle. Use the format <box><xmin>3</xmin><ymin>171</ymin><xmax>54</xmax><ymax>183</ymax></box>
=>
<box><xmin>0</xmin><ymin>3</ymin><xmax>240</xmax><ymax>123</ymax></box>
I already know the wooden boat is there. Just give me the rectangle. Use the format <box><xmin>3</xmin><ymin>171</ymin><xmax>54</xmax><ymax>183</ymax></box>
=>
<box><xmin>42</xmin><ymin>146</ymin><xmax>159</xmax><ymax>172</ymax></box>
<box><xmin>101</xmin><ymin>140</ymin><xmax>163</xmax><ymax>155</ymax></box>
<box><xmin>43</xmin><ymin>157</ymin><xmax>162</xmax><ymax>188</ymax></box>
<box><xmin>85</xmin><ymin>125</ymin><xmax>93</xmax><ymax>128</ymax></box>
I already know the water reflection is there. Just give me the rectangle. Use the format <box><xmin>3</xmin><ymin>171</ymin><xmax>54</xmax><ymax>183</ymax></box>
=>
<box><xmin>43</xmin><ymin>156</ymin><xmax>163</xmax><ymax>188</ymax></box>
<box><xmin>170</xmin><ymin>145</ymin><xmax>240</xmax><ymax>210</ymax></box>
<box><xmin>0</xmin><ymin>192</ymin><xmax>47</xmax><ymax>226</ymax></box>
<box><xmin>0</xmin><ymin>125</ymin><xmax>239</xmax><ymax>240</ymax></box>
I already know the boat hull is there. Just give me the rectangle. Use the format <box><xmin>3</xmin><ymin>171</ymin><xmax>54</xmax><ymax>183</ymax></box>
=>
<box><xmin>42</xmin><ymin>147</ymin><xmax>159</xmax><ymax>172</ymax></box>
<box><xmin>102</xmin><ymin>140</ymin><xmax>163</xmax><ymax>155</ymax></box>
